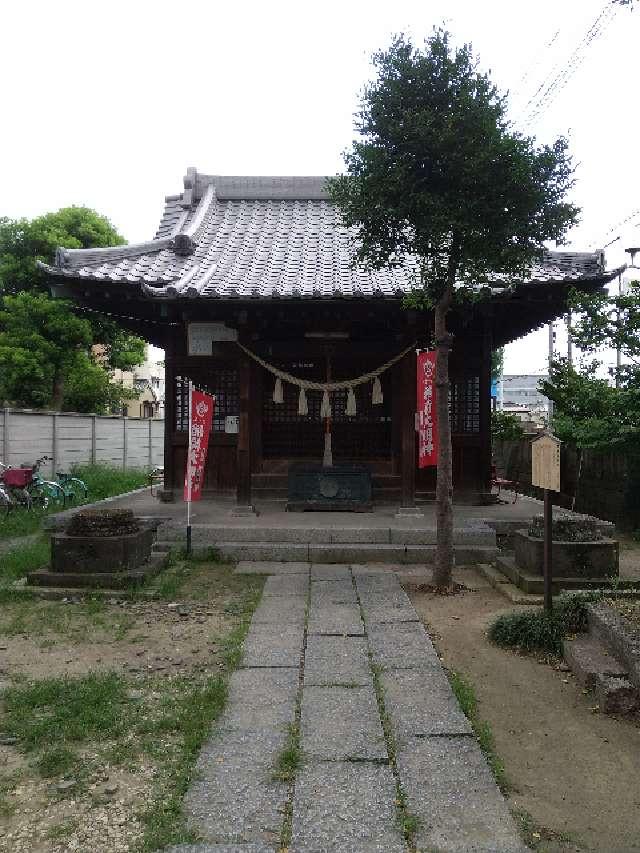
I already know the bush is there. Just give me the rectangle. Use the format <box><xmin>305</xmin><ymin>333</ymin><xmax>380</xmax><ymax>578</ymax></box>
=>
<box><xmin>491</xmin><ymin>410</ymin><xmax>524</xmax><ymax>441</ymax></box>
<box><xmin>488</xmin><ymin>593</ymin><xmax>602</xmax><ymax>654</ymax></box>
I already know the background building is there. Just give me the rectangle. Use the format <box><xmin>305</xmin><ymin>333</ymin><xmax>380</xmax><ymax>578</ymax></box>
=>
<box><xmin>501</xmin><ymin>375</ymin><xmax>549</xmax><ymax>420</ymax></box>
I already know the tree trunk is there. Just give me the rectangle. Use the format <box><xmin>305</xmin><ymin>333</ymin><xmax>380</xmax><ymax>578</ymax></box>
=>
<box><xmin>433</xmin><ymin>291</ymin><xmax>454</xmax><ymax>590</ymax></box>
<box><xmin>52</xmin><ymin>374</ymin><xmax>64</xmax><ymax>411</ymax></box>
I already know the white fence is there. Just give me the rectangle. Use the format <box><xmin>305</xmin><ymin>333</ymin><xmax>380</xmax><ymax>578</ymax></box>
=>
<box><xmin>0</xmin><ymin>408</ymin><xmax>164</xmax><ymax>478</ymax></box>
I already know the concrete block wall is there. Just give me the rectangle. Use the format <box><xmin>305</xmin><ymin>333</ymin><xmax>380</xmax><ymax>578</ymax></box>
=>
<box><xmin>0</xmin><ymin>408</ymin><xmax>163</xmax><ymax>478</ymax></box>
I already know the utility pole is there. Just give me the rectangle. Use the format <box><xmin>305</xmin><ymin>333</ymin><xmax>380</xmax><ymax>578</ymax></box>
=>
<box><xmin>567</xmin><ymin>310</ymin><xmax>573</xmax><ymax>366</ymax></box>
<box><xmin>616</xmin><ymin>273</ymin><xmax>623</xmax><ymax>389</ymax></box>
<box><xmin>548</xmin><ymin>322</ymin><xmax>555</xmax><ymax>422</ymax></box>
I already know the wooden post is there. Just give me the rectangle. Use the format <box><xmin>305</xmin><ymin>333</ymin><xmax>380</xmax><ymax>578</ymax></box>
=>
<box><xmin>400</xmin><ymin>352</ymin><xmax>417</xmax><ymax>509</ymax></box>
<box><xmin>543</xmin><ymin>489</ymin><xmax>553</xmax><ymax>612</ymax></box>
<box><xmin>235</xmin><ymin>355</ymin><xmax>255</xmax><ymax>513</ymax></box>
<box><xmin>163</xmin><ymin>336</ymin><xmax>176</xmax><ymax>499</ymax></box>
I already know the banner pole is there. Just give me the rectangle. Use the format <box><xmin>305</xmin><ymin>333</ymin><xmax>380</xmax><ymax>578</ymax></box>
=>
<box><xmin>186</xmin><ymin>381</ymin><xmax>193</xmax><ymax>556</ymax></box>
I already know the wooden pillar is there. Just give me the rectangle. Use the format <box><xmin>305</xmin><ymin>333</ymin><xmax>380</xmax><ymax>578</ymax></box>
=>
<box><xmin>479</xmin><ymin>317</ymin><xmax>493</xmax><ymax>496</ymax></box>
<box><xmin>235</xmin><ymin>355</ymin><xmax>255</xmax><ymax>512</ymax></box>
<box><xmin>250</xmin><ymin>362</ymin><xmax>263</xmax><ymax>473</ymax></box>
<box><xmin>391</xmin><ymin>363</ymin><xmax>402</xmax><ymax>475</ymax></box>
<box><xmin>162</xmin><ymin>335</ymin><xmax>176</xmax><ymax>499</ymax></box>
<box><xmin>400</xmin><ymin>351</ymin><xmax>416</xmax><ymax>508</ymax></box>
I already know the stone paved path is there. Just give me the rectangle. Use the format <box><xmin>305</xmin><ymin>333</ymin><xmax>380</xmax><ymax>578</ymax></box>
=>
<box><xmin>168</xmin><ymin>564</ymin><xmax>527</xmax><ymax>853</ymax></box>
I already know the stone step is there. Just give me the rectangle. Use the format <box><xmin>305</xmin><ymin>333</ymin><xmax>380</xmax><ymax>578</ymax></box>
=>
<box><xmin>562</xmin><ymin>634</ymin><xmax>628</xmax><ymax>690</ymax></box>
<box><xmin>157</xmin><ymin>524</ymin><xmax>496</xmax><ymax>546</ymax></box>
<box><xmin>155</xmin><ymin>539</ymin><xmax>498</xmax><ymax>564</ymax></box>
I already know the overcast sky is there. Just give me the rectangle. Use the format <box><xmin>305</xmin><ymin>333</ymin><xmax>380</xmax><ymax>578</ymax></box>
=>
<box><xmin>2</xmin><ymin>0</ymin><xmax>638</xmax><ymax>373</ymax></box>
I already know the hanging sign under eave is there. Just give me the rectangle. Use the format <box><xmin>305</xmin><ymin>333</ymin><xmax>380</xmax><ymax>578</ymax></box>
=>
<box><xmin>188</xmin><ymin>322</ymin><xmax>238</xmax><ymax>355</ymax></box>
<box><xmin>417</xmin><ymin>351</ymin><xmax>438</xmax><ymax>468</ymax></box>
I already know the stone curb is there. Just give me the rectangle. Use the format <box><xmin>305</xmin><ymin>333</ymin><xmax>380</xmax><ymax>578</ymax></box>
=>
<box><xmin>587</xmin><ymin>601</ymin><xmax>640</xmax><ymax>690</ymax></box>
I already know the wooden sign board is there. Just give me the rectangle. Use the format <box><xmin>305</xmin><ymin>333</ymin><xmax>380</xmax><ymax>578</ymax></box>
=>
<box><xmin>531</xmin><ymin>434</ymin><xmax>561</xmax><ymax>492</ymax></box>
<box><xmin>188</xmin><ymin>322</ymin><xmax>238</xmax><ymax>355</ymax></box>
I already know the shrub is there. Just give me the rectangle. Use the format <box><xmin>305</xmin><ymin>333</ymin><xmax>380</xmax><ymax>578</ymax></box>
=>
<box><xmin>491</xmin><ymin>411</ymin><xmax>524</xmax><ymax>441</ymax></box>
<box><xmin>488</xmin><ymin>593</ymin><xmax>602</xmax><ymax>654</ymax></box>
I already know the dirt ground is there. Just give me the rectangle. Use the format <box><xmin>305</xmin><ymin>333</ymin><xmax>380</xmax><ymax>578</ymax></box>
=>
<box><xmin>410</xmin><ymin>569</ymin><xmax>640</xmax><ymax>853</ymax></box>
<box><xmin>0</xmin><ymin>561</ymin><xmax>263</xmax><ymax>853</ymax></box>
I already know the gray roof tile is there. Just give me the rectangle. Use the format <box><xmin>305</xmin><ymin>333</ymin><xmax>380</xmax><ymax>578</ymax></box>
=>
<box><xmin>41</xmin><ymin>172</ymin><xmax>610</xmax><ymax>300</ymax></box>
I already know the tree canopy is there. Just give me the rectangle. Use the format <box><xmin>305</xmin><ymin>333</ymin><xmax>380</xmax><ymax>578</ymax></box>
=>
<box><xmin>0</xmin><ymin>292</ymin><xmax>138</xmax><ymax>413</ymax></box>
<box><xmin>330</xmin><ymin>30</ymin><xmax>579</xmax><ymax>587</ymax></box>
<box><xmin>539</xmin><ymin>279</ymin><xmax>640</xmax><ymax>450</ymax></box>
<box><xmin>0</xmin><ymin>207</ymin><xmax>125</xmax><ymax>297</ymax></box>
<box><xmin>329</xmin><ymin>31</ymin><xmax>578</xmax><ymax>296</ymax></box>
<box><xmin>0</xmin><ymin>207</ymin><xmax>146</xmax><ymax>412</ymax></box>
<box><xmin>541</xmin><ymin>357</ymin><xmax>640</xmax><ymax>450</ymax></box>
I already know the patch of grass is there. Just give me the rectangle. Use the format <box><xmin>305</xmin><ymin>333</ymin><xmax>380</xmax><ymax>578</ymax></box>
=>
<box><xmin>35</xmin><ymin>745</ymin><xmax>77</xmax><ymax>778</ymax></box>
<box><xmin>488</xmin><ymin>592</ymin><xmax>602</xmax><ymax>655</ymax></box>
<box><xmin>449</xmin><ymin>670</ymin><xmax>507</xmax><ymax>791</ymax></box>
<box><xmin>3</xmin><ymin>671</ymin><xmax>128</xmax><ymax>750</ymax></box>
<box><xmin>0</xmin><ymin>596</ymin><xmax>134</xmax><ymax>641</ymax></box>
<box><xmin>0</xmin><ymin>537</ymin><xmax>50</xmax><ymax>587</ymax></box>
<box><xmin>273</xmin><ymin>723</ymin><xmax>302</xmax><ymax>782</ymax></box>
<box><xmin>70</xmin><ymin>464</ymin><xmax>148</xmax><ymax>502</ymax></box>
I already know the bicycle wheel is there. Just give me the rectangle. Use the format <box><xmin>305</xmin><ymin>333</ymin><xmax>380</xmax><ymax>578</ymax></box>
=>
<box><xmin>25</xmin><ymin>483</ymin><xmax>48</xmax><ymax>511</ymax></box>
<box><xmin>0</xmin><ymin>489</ymin><xmax>10</xmax><ymax>517</ymax></box>
<box><xmin>69</xmin><ymin>478</ymin><xmax>88</xmax><ymax>500</ymax></box>
<box><xmin>41</xmin><ymin>480</ymin><xmax>65</xmax><ymax>509</ymax></box>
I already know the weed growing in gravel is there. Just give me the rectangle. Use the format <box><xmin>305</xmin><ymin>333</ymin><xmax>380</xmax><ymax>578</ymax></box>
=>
<box><xmin>35</xmin><ymin>745</ymin><xmax>77</xmax><ymax>778</ymax></box>
<box><xmin>273</xmin><ymin>723</ymin><xmax>302</xmax><ymax>782</ymax></box>
<box><xmin>448</xmin><ymin>670</ymin><xmax>507</xmax><ymax>791</ymax></box>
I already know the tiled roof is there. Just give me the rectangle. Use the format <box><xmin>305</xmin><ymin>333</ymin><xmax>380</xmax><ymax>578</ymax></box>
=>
<box><xmin>41</xmin><ymin>171</ymin><xmax>610</xmax><ymax>301</ymax></box>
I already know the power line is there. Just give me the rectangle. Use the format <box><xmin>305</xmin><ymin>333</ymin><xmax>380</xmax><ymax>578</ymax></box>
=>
<box><xmin>519</xmin><ymin>1</ymin><xmax>622</xmax><ymax>129</ymax></box>
<box><xmin>589</xmin><ymin>207</ymin><xmax>640</xmax><ymax>248</ymax></box>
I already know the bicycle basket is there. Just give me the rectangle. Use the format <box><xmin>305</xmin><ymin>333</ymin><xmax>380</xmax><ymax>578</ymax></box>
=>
<box><xmin>2</xmin><ymin>468</ymin><xmax>33</xmax><ymax>487</ymax></box>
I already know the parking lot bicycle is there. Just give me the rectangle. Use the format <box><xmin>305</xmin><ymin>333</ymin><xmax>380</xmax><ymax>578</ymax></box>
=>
<box><xmin>0</xmin><ymin>462</ymin><xmax>46</xmax><ymax>511</ymax></box>
<box><xmin>31</xmin><ymin>456</ymin><xmax>66</xmax><ymax>508</ymax></box>
<box><xmin>56</xmin><ymin>470</ymin><xmax>88</xmax><ymax>503</ymax></box>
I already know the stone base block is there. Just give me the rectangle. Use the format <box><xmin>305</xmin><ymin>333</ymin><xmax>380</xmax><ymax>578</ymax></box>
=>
<box><xmin>595</xmin><ymin>673</ymin><xmax>640</xmax><ymax>715</ymax></box>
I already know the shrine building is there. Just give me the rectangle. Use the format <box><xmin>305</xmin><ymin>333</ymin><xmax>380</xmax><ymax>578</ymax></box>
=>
<box><xmin>40</xmin><ymin>170</ymin><xmax>618</xmax><ymax>512</ymax></box>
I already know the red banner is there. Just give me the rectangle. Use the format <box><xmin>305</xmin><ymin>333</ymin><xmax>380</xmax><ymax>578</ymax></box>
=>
<box><xmin>417</xmin><ymin>351</ymin><xmax>438</xmax><ymax>468</ymax></box>
<box><xmin>184</xmin><ymin>389</ymin><xmax>215</xmax><ymax>501</ymax></box>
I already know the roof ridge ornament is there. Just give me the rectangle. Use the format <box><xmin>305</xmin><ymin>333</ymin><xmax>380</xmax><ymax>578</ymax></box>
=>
<box><xmin>173</xmin><ymin>178</ymin><xmax>216</xmax><ymax>256</ymax></box>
